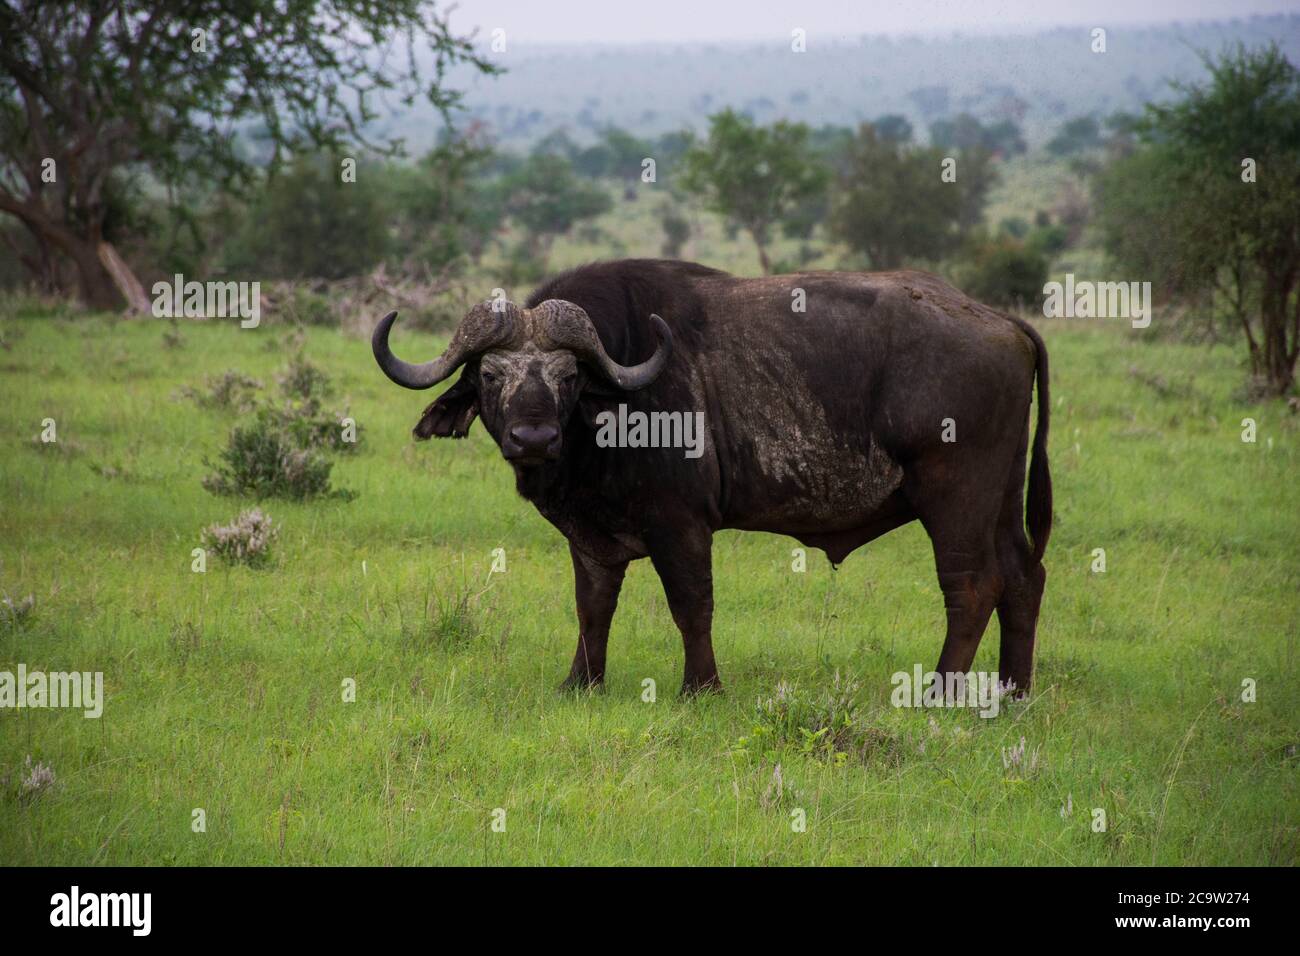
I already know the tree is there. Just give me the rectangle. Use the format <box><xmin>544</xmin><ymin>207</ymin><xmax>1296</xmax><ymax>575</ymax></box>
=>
<box><xmin>681</xmin><ymin>109</ymin><xmax>828</xmax><ymax>273</ymax></box>
<box><xmin>1047</xmin><ymin>116</ymin><xmax>1103</xmax><ymax>157</ymax></box>
<box><xmin>659</xmin><ymin>205</ymin><xmax>691</xmax><ymax>258</ymax></box>
<box><xmin>221</xmin><ymin>152</ymin><xmax>390</xmax><ymax>280</ymax></box>
<box><xmin>1096</xmin><ymin>43</ymin><xmax>1300</xmax><ymax>394</ymax></box>
<box><xmin>930</xmin><ymin>113</ymin><xmax>1024</xmax><ymax>158</ymax></box>
<box><xmin>497</xmin><ymin>153</ymin><xmax>612</xmax><ymax>264</ymax></box>
<box><xmin>830</xmin><ymin>123</ymin><xmax>991</xmax><ymax>270</ymax></box>
<box><xmin>389</xmin><ymin>127</ymin><xmax>499</xmax><ymax>270</ymax></box>
<box><xmin>957</xmin><ymin>235</ymin><xmax>1049</xmax><ymax>310</ymax></box>
<box><xmin>0</xmin><ymin>1</ymin><xmax>495</xmax><ymax>309</ymax></box>
<box><xmin>873</xmin><ymin>114</ymin><xmax>913</xmax><ymax>144</ymax></box>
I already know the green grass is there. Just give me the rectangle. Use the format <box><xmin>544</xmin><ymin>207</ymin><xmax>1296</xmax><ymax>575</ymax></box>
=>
<box><xmin>0</xmin><ymin>302</ymin><xmax>1296</xmax><ymax>865</ymax></box>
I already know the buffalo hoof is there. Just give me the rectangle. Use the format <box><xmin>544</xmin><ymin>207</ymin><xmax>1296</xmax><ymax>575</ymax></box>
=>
<box><xmin>558</xmin><ymin>673</ymin><xmax>605</xmax><ymax>694</ymax></box>
<box><xmin>679</xmin><ymin>674</ymin><xmax>723</xmax><ymax>696</ymax></box>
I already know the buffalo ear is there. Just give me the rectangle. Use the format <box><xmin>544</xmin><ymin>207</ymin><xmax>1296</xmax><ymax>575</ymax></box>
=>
<box><xmin>413</xmin><ymin>376</ymin><xmax>478</xmax><ymax>440</ymax></box>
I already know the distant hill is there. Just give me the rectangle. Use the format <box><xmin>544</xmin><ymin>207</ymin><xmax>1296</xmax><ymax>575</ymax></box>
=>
<box><xmin>374</xmin><ymin>14</ymin><xmax>1300</xmax><ymax>152</ymax></box>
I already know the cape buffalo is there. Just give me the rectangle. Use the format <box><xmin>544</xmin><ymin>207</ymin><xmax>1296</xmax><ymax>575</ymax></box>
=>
<box><xmin>373</xmin><ymin>259</ymin><xmax>1051</xmax><ymax>695</ymax></box>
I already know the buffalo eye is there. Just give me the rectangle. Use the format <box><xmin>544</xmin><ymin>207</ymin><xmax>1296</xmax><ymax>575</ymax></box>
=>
<box><xmin>479</xmin><ymin>368</ymin><xmax>498</xmax><ymax>386</ymax></box>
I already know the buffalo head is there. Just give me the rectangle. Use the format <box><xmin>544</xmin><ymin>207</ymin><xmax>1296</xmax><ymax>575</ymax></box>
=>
<box><xmin>372</xmin><ymin>299</ymin><xmax>672</xmax><ymax>467</ymax></box>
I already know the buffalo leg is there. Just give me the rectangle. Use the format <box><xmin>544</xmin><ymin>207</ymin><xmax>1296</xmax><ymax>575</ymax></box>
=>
<box><xmin>995</xmin><ymin>546</ymin><xmax>1045</xmax><ymax>696</ymax></box>
<box><xmin>931</xmin><ymin>538</ymin><xmax>1003</xmax><ymax>681</ymax></box>
<box><xmin>990</xmin><ymin>421</ymin><xmax>1046</xmax><ymax>695</ymax></box>
<box><xmin>646</xmin><ymin>525</ymin><xmax>720</xmax><ymax>694</ymax></box>
<box><xmin>908</xmin><ymin>463</ymin><xmax>1006</xmax><ymax>687</ymax></box>
<box><xmin>560</xmin><ymin>543</ymin><xmax>627</xmax><ymax>690</ymax></box>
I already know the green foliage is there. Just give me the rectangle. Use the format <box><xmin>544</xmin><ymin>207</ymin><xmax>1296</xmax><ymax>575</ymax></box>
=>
<box><xmin>497</xmin><ymin>154</ymin><xmax>613</xmax><ymax>261</ymax></box>
<box><xmin>0</xmin><ymin>0</ymin><xmax>496</xmax><ymax>305</ymax></box>
<box><xmin>0</xmin><ymin>593</ymin><xmax>35</xmax><ymax>630</ymax></box>
<box><xmin>497</xmin><ymin>239</ymin><xmax>549</xmax><ymax>288</ymax></box>
<box><xmin>737</xmin><ymin>676</ymin><xmax>907</xmax><ymax>766</ymax></box>
<box><xmin>956</xmin><ymin>236</ymin><xmax>1049</xmax><ymax>310</ymax></box>
<box><xmin>681</xmin><ymin>109</ymin><xmax>829</xmax><ymax>272</ymax></box>
<box><xmin>277</xmin><ymin>352</ymin><xmax>335</xmax><ymax>403</ymax></box>
<box><xmin>388</xmin><ymin>134</ymin><xmax>501</xmax><ymax>270</ymax></box>
<box><xmin>1047</xmin><ymin>116</ymin><xmax>1103</xmax><ymax>156</ymax></box>
<box><xmin>202</xmin><ymin>419</ymin><xmax>341</xmax><ymax>501</ymax></box>
<box><xmin>1025</xmin><ymin>222</ymin><xmax>1070</xmax><ymax>258</ymax></box>
<box><xmin>1094</xmin><ymin>146</ymin><xmax>1203</xmax><ymax>296</ymax></box>
<box><xmin>1096</xmin><ymin>42</ymin><xmax>1300</xmax><ymax>392</ymax></box>
<box><xmin>930</xmin><ymin>113</ymin><xmax>1026</xmax><ymax>156</ymax></box>
<box><xmin>221</xmin><ymin>153</ymin><xmax>390</xmax><ymax>280</ymax></box>
<box><xmin>201</xmin><ymin>352</ymin><xmax>357</xmax><ymax>499</ymax></box>
<box><xmin>872</xmin><ymin>114</ymin><xmax>913</xmax><ymax>144</ymax></box>
<box><xmin>178</xmin><ymin>370</ymin><xmax>264</xmax><ymax>412</ymax></box>
<box><xmin>278</xmin><ymin>286</ymin><xmax>338</xmax><ymax>327</ymax></box>
<box><xmin>659</xmin><ymin>206</ymin><xmax>691</xmax><ymax>257</ymax></box>
<box><xmin>830</xmin><ymin>123</ymin><xmax>993</xmax><ymax>269</ymax></box>
<box><xmin>402</xmin><ymin>580</ymin><xmax>491</xmax><ymax>650</ymax></box>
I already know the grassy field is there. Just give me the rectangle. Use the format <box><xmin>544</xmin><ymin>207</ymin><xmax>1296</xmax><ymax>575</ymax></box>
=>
<box><xmin>1</xmin><ymin>295</ymin><xmax>1297</xmax><ymax>866</ymax></box>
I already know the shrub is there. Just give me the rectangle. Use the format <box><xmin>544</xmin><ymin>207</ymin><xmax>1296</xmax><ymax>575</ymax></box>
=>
<box><xmin>201</xmin><ymin>508</ymin><xmax>279</xmax><ymax>566</ymax></box>
<box><xmin>276</xmin><ymin>353</ymin><xmax>333</xmax><ymax>402</ymax></box>
<box><xmin>660</xmin><ymin>207</ymin><xmax>691</xmax><ymax>257</ymax></box>
<box><xmin>202</xmin><ymin>418</ymin><xmax>345</xmax><ymax>500</ymax></box>
<box><xmin>736</xmin><ymin>674</ymin><xmax>905</xmax><ymax>765</ymax></box>
<box><xmin>280</xmin><ymin>286</ymin><xmax>337</xmax><ymax>327</ymax></box>
<box><xmin>201</xmin><ymin>351</ymin><xmax>358</xmax><ymax>499</ymax></box>
<box><xmin>1025</xmin><ymin>222</ymin><xmax>1069</xmax><ymax>257</ymax></box>
<box><xmin>177</xmin><ymin>369</ymin><xmax>263</xmax><ymax>411</ymax></box>
<box><xmin>958</xmin><ymin>237</ymin><xmax>1049</xmax><ymax>310</ymax></box>
<box><xmin>219</xmin><ymin>152</ymin><xmax>390</xmax><ymax>280</ymax></box>
<box><xmin>255</xmin><ymin>401</ymin><xmax>360</xmax><ymax>454</ymax></box>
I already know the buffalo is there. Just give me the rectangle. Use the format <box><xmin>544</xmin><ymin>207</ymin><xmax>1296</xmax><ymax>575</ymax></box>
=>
<box><xmin>373</xmin><ymin>259</ymin><xmax>1050</xmax><ymax>695</ymax></box>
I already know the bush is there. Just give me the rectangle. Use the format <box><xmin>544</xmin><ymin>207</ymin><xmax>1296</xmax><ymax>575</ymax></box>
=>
<box><xmin>200</xmin><ymin>349</ymin><xmax>359</xmax><ymax>500</ymax></box>
<box><xmin>735</xmin><ymin>675</ymin><xmax>905</xmax><ymax>765</ymax></box>
<box><xmin>280</xmin><ymin>286</ymin><xmax>337</xmax><ymax>327</ymax></box>
<box><xmin>1025</xmin><ymin>223</ymin><xmax>1069</xmax><ymax>257</ymax></box>
<box><xmin>202</xmin><ymin>418</ymin><xmax>345</xmax><ymax>500</ymax></box>
<box><xmin>660</xmin><ymin>207</ymin><xmax>691</xmax><ymax>257</ymax></box>
<box><xmin>201</xmin><ymin>508</ymin><xmax>278</xmax><ymax>566</ymax></box>
<box><xmin>957</xmin><ymin>237</ymin><xmax>1049</xmax><ymax>310</ymax></box>
<box><xmin>256</xmin><ymin>400</ymin><xmax>360</xmax><ymax>455</ymax></box>
<box><xmin>276</xmin><ymin>353</ymin><xmax>334</xmax><ymax>402</ymax></box>
<box><xmin>219</xmin><ymin>152</ymin><xmax>390</xmax><ymax>280</ymax></box>
<box><xmin>497</xmin><ymin>240</ymin><xmax>547</xmax><ymax>288</ymax></box>
<box><xmin>177</xmin><ymin>369</ymin><xmax>263</xmax><ymax>411</ymax></box>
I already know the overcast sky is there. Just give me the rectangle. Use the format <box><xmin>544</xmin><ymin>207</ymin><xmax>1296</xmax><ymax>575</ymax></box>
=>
<box><xmin>444</xmin><ymin>0</ymin><xmax>1299</xmax><ymax>46</ymax></box>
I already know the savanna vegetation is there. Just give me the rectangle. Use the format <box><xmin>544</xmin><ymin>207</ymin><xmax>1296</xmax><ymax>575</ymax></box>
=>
<box><xmin>0</xmin><ymin>2</ymin><xmax>1296</xmax><ymax>865</ymax></box>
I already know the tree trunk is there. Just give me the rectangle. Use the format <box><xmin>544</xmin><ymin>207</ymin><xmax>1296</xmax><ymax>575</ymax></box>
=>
<box><xmin>1</xmin><ymin>202</ymin><xmax>147</xmax><ymax>312</ymax></box>
<box><xmin>1260</xmin><ymin>269</ymin><xmax>1297</xmax><ymax>395</ymax></box>
<box><xmin>98</xmin><ymin>240</ymin><xmax>151</xmax><ymax>314</ymax></box>
<box><xmin>9</xmin><ymin>220</ymin><xmax>62</xmax><ymax>294</ymax></box>
<box><xmin>753</xmin><ymin>235</ymin><xmax>772</xmax><ymax>275</ymax></box>
<box><xmin>65</xmin><ymin>234</ymin><xmax>123</xmax><ymax>311</ymax></box>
